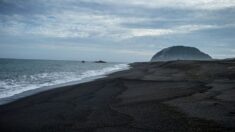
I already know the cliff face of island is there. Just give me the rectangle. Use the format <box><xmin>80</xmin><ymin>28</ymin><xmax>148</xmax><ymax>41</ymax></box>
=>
<box><xmin>151</xmin><ymin>46</ymin><xmax>212</xmax><ymax>62</ymax></box>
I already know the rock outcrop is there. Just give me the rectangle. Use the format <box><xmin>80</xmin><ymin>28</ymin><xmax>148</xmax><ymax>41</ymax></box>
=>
<box><xmin>151</xmin><ymin>46</ymin><xmax>212</xmax><ymax>62</ymax></box>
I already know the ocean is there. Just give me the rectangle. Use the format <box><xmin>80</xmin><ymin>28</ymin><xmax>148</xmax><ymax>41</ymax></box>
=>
<box><xmin>0</xmin><ymin>58</ymin><xmax>129</xmax><ymax>104</ymax></box>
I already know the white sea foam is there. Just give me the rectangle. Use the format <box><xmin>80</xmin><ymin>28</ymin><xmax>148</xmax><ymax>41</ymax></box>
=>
<box><xmin>0</xmin><ymin>64</ymin><xmax>129</xmax><ymax>99</ymax></box>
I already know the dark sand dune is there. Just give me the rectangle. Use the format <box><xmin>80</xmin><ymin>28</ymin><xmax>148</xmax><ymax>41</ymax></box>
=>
<box><xmin>0</xmin><ymin>60</ymin><xmax>235</xmax><ymax>132</ymax></box>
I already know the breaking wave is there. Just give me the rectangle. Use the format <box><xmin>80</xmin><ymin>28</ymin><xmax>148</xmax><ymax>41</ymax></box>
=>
<box><xmin>0</xmin><ymin>64</ymin><xmax>129</xmax><ymax>99</ymax></box>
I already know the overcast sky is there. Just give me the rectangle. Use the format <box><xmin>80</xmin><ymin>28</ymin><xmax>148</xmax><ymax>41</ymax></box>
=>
<box><xmin>0</xmin><ymin>0</ymin><xmax>235</xmax><ymax>62</ymax></box>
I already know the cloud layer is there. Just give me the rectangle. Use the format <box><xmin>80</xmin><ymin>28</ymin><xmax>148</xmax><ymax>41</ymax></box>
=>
<box><xmin>0</xmin><ymin>0</ymin><xmax>235</xmax><ymax>61</ymax></box>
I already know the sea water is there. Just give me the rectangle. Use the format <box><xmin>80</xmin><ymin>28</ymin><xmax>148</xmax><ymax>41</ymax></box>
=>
<box><xmin>0</xmin><ymin>58</ymin><xmax>129</xmax><ymax>104</ymax></box>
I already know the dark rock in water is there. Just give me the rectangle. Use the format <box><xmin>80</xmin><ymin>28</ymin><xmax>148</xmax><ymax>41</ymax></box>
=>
<box><xmin>151</xmin><ymin>46</ymin><xmax>212</xmax><ymax>62</ymax></box>
<box><xmin>94</xmin><ymin>60</ymin><xmax>106</xmax><ymax>63</ymax></box>
<box><xmin>81</xmin><ymin>60</ymin><xmax>86</xmax><ymax>63</ymax></box>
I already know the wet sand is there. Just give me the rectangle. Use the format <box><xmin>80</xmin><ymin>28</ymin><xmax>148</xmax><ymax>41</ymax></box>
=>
<box><xmin>0</xmin><ymin>60</ymin><xmax>235</xmax><ymax>132</ymax></box>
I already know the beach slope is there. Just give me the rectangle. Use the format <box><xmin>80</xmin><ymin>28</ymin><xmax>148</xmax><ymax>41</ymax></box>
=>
<box><xmin>0</xmin><ymin>60</ymin><xmax>235</xmax><ymax>132</ymax></box>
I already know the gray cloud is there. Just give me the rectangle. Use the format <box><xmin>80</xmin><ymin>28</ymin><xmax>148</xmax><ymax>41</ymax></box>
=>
<box><xmin>0</xmin><ymin>0</ymin><xmax>235</xmax><ymax>61</ymax></box>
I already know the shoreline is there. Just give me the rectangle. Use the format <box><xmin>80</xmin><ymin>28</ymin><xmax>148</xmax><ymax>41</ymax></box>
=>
<box><xmin>0</xmin><ymin>75</ymin><xmax>105</xmax><ymax>105</ymax></box>
<box><xmin>0</xmin><ymin>64</ymin><xmax>130</xmax><ymax>106</ymax></box>
<box><xmin>0</xmin><ymin>60</ymin><xmax>235</xmax><ymax>132</ymax></box>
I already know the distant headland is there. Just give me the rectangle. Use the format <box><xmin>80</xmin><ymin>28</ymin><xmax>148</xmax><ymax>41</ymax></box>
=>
<box><xmin>151</xmin><ymin>46</ymin><xmax>212</xmax><ymax>62</ymax></box>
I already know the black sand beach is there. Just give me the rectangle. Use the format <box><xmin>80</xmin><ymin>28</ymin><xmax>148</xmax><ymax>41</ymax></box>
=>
<box><xmin>0</xmin><ymin>60</ymin><xmax>235</xmax><ymax>132</ymax></box>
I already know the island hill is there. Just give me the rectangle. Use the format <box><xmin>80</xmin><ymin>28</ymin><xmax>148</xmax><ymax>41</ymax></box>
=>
<box><xmin>1</xmin><ymin>46</ymin><xmax>235</xmax><ymax>132</ymax></box>
<box><xmin>151</xmin><ymin>46</ymin><xmax>212</xmax><ymax>62</ymax></box>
